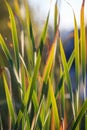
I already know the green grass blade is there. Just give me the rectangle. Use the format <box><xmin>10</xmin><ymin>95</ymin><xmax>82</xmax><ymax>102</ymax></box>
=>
<box><xmin>55</xmin><ymin>49</ymin><xmax>75</xmax><ymax>99</ymax></box>
<box><xmin>71</xmin><ymin>99</ymin><xmax>87</xmax><ymax>130</ymax></box>
<box><xmin>23</xmin><ymin>10</ymin><xmax>51</xmax><ymax>105</ymax></box>
<box><xmin>2</xmin><ymin>73</ymin><xmax>16</xmax><ymax>124</ymax></box>
<box><xmin>39</xmin><ymin>10</ymin><xmax>50</xmax><ymax>54</ymax></box>
<box><xmin>34</xmin><ymin>96</ymin><xmax>44</xmax><ymax>130</ymax></box>
<box><xmin>22</xmin><ymin>116</ymin><xmax>25</xmax><ymax>130</ymax></box>
<box><xmin>22</xmin><ymin>111</ymin><xmax>30</xmax><ymax>130</ymax></box>
<box><xmin>23</xmin><ymin>7</ymin><xmax>51</xmax><ymax>106</ymax></box>
<box><xmin>60</xmin><ymin>39</ymin><xmax>72</xmax><ymax>102</ymax></box>
<box><xmin>0</xmin><ymin>34</ymin><xmax>13</xmax><ymax>67</ymax></box>
<box><xmin>73</xmin><ymin>9</ymin><xmax>80</xmax><ymax>120</ymax></box>
<box><xmin>16</xmin><ymin>110</ymin><xmax>23</xmax><ymax>125</ymax></box>
<box><xmin>54</xmin><ymin>0</ymin><xmax>58</xmax><ymax>34</ymax></box>
<box><xmin>25</xmin><ymin>0</ymin><xmax>35</xmax><ymax>52</ymax></box>
<box><xmin>40</xmin><ymin>99</ymin><xmax>45</xmax><ymax>126</ymax></box>
<box><xmin>55</xmin><ymin>74</ymin><xmax>64</xmax><ymax>99</ymax></box>
<box><xmin>60</xmin><ymin>66</ymin><xmax>65</xmax><ymax>119</ymax></box>
<box><xmin>42</xmin><ymin>109</ymin><xmax>51</xmax><ymax>129</ymax></box>
<box><xmin>60</xmin><ymin>39</ymin><xmax>75</xmax><ymax>118</ymax></box>
<box><xmin>73</xmin><ymin>12</ymin><xmax>79</xmax><ymax>88</ymax></box>
<box><xmin>80</xmin><ymin>0</ymin><xmax>86</xmax><ymax>84</ymax></box>
<box><xmin>68</xmin><ymin>50</ymin><xmax>75</xmax><ymax>71</ymax></box>
<box><xmin>6</xmin><ymin>1</ymin><xmax>19</xmax><ymax>72</ymax></box>
<box><xmin>15</xmin><ymin>110</ymin><xmax>23</xmax><ymax>129</ymax></box>
<box><xmin>49</xmin><ymin>78</ymin><xmax>60</xmax><ymax>130</ymax></box>
<box><xmin>23</xmin><ymin>51</ymin><xmax>41</xmax><ymax>106</ymax></box>
<box><xmin>25</xmin><ymin>112</ymin><xmax>30</xmax><ymax>130</ymax></box>
<box><xmin>25</xmin><ymin>0</ymin><xmax>35</xmax><ymax>67</ymax></box>
<box><xmin>32</xmin><ymin>90</ymin><xmax>39</xmax><ymax>113</ymax></box>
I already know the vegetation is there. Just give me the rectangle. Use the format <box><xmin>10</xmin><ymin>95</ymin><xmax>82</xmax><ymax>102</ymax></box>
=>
<box><xmin>0</xmin><ymin>0</ymin><xmax>87</xmax><ymax>130</ymax></box>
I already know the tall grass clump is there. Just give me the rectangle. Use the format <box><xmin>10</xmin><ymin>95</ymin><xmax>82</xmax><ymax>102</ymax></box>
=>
<box><xmin>0</xmin><ymin>0</ymin><xmax>87</xmax><ymax>130</ymax></box>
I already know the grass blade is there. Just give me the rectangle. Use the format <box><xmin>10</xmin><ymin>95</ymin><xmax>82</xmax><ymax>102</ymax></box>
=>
<box><xmin>0</xmin><ymin>34</ymin><xmax>13</xmax><ymax>67</ymax></box>
<box><xmin>73</xmin><ymin>9</ymin><xmax>80</xmax><ymax>121</ymax></box>
<box><xmin>32</xmin><ymin>90</ymin><xmax>39</xmax><ymax>113</ymax></box>
<box><xmin>60</xmin><ymin>39</ymin><xmax>75</xmax><ymax>118</ymax></box>
<box><xmin>71</xmin><ymin>99</ymin><xmax>87</xmax><ymax>130</ymax></box>
<box><xmin>73</xmin><ymin>13</ymin><xmax>79</xmax><ymax>88</ymax></box>
<box><xmin>42</xmin><ymin>29</ymin><xmax>58</xmax><ymax>83</ymax></box>
<box><xmin>25</xmin><ymin>0</ymin><xmax>36</xmax><ymax>67</ymax></box>
<box><xmin>60</xmin><ymin>66</ymin><xmax>65</xmax><ymax>119</ymax></box>
<box><xmin>49</xmin><ymin>77</ymin><xmax>60</xmax><ymax>130</ymax></box>
<box><xmin>23</xmin><ymin>51</ymin><xmax>41</xmax><ymax>106</ymax></box>
<box><xmin>54</xmin><ymin>0</ymin><xmax>58</xmax><ymax>34</ymax></box>
<box><xmin>60</xmin><ymin>39</ymin><xmax>72</xmax><ymax>101</ymax></box>
<box><xmin>23</xmin><ymin>8</ymin><xmax>51</xmax><ymax>106</ymax></box>
<box><xmin>68</xmin><ymin>50</ymin><xmax>75</xmax><ymax>71</ymax></box>
<box><xmin>33</xmin><ymin>96</ymin><xmax>44</xmax><ymax>130</ymax></box>
<box><xmin>2</xmin><ymin>72</ymin><xmax>16</xmax><ymax>124</ymax></box>
<box><xmin>25</xmin><ymin>0</ymin><xmax>35</xmax><ymax>52</ymax></box>
<box><xmin>55</xmin><ymin>74</ymin><xmax>64</xmax><ymax>99</ymax></box>
<box><xmin>39</xmin><ymin>10</ymin><xmax>50</xmax><ymax>54</ymax></box>
<box><xmin>55</xmin><ymin>49</ymin><xmax>75</xmax><ymax>99</ymax></box>
<box><xmin>80</xmin><ymin>0</ymin><xmax>86</xmax><ymax>84</ymax></box>
<box><xmin>6</xmin><ymin>1</ymin><xmax>19</xmax><ymax>72</ymax></box>
<box><xmin>15</xmin><ymin>110</ymin><xmax>23</xmax><ymax>129</ymax></box>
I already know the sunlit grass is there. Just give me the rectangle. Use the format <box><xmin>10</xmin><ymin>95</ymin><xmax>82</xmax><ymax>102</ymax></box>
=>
<box><xmin>0</xmin><ymin>0</ymin><xmax>87</xmax><ymax>130</ymax></box>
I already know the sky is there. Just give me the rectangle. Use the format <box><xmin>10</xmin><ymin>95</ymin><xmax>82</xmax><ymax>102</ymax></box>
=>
<box><xmin>28</xmin><ymin>0</ymin><xmax>87</xmax><ymax>30</ymax></box>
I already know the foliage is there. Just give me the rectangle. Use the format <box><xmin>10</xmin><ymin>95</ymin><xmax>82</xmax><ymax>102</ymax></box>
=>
<box><xmin>0</xmin><ymin>0</ymin><xmax>87</xmax><ymax>130</ymax></box>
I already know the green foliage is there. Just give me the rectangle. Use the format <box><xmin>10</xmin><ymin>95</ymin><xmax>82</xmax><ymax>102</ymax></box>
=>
<box><xmin>0</xmin><ymin>0</ymin><xmax>87</xmax><ymax>130</ymax></box>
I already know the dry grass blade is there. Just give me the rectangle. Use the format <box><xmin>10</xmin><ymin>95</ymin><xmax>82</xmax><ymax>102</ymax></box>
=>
<box><xmin>42</xmin><ymin>29</ymin><xmax>59</xmax><ymax>83</ymax></box>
